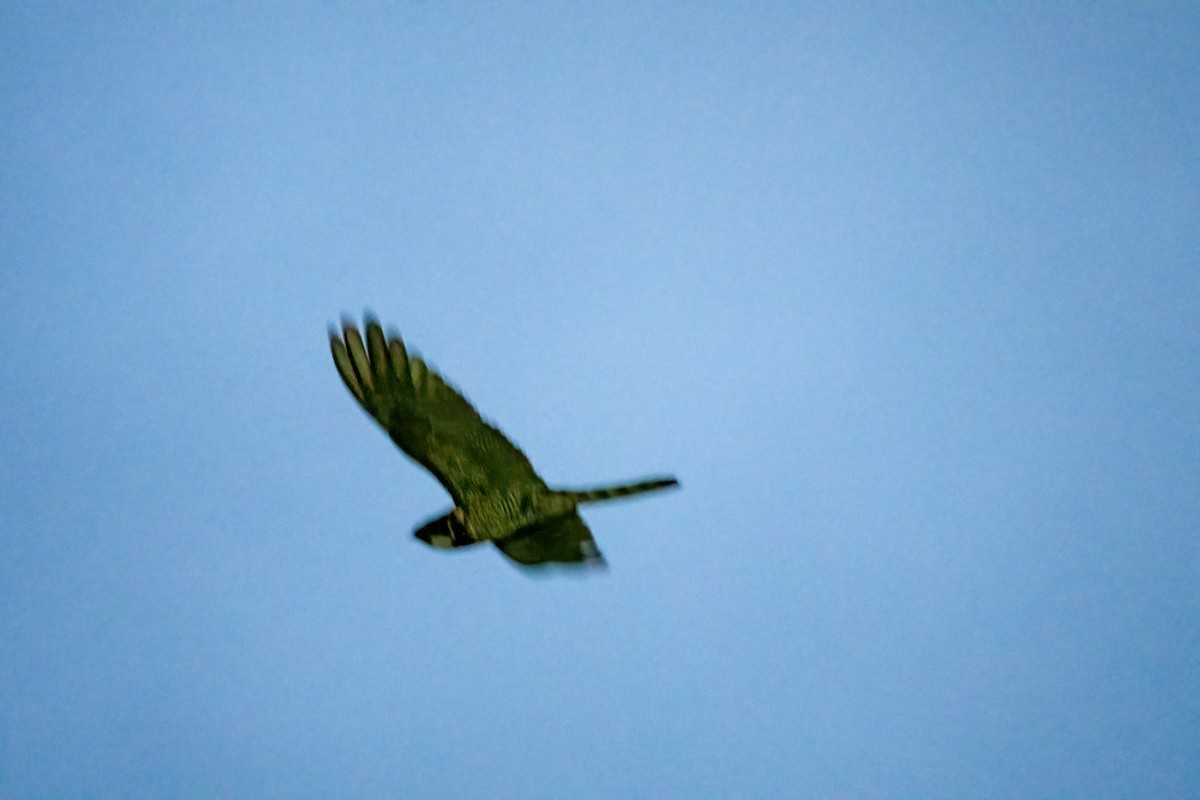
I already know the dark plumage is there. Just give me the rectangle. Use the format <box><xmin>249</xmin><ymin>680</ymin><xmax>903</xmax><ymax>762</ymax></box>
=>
<box><xmin>329</xmin><ymin>316</ymin><xmax>678</xmax><ymax>569</ymax></box>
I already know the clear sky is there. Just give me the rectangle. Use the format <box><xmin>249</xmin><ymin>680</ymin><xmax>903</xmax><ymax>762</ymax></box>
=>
<box><xmin>1</xmin><ymin>4</ymin><xmax>1197</xmax><ymax>798</ymax></box>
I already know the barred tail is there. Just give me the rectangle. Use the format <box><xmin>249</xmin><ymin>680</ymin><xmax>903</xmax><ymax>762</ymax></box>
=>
<box><xmin>556</xmin><ymin>476</ymin><xmax>680</xmax><ymax>505</ymax></box>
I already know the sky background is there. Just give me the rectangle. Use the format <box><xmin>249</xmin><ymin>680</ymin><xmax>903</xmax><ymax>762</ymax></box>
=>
<box><xmin>1</xmin><ymin>3</ymin><xmax>1197</xmax><ymax>798</ymax></box>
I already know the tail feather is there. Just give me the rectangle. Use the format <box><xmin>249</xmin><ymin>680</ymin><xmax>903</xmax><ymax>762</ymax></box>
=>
<box><xmin>556</xmin><ymin>476</ymin><xmax>680</xmax><ymax>505</ymax></box>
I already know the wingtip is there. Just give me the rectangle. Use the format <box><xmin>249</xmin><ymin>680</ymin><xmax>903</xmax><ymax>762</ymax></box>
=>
<box><xmin>331</xmin><ymin>312</ymin><xmax>407</xmax><ymax>352</ymax></box>
<box><xmin>581</xmin><ymin>541</ymin><xmax>608</xmax><ymax>569</ymax></box>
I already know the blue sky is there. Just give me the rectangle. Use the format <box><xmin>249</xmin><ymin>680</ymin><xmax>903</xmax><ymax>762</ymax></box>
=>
<box><xmin>1</xmin><ymin>3</ymin><xmax>1197</xmax><ymax>798</ymax></box>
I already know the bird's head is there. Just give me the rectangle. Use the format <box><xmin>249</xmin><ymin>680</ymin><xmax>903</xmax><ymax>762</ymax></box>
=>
<box><xmin>413</xmin><ymin>509</ymin><xmax>472</xmax><ymax>549</ymax></box>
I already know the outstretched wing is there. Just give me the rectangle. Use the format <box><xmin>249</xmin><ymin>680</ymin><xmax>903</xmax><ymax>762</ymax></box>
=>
<box><xmin>330</xmin><ymin>317</ymin><xmax>547</xmax><ymax>506</ymax></box>
<box><xmin>494</xmin><ymin>513</ymin><xmax>606</xmax><ymax>568</ymax></box>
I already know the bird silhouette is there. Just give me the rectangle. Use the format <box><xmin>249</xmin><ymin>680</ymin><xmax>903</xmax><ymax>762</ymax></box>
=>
<box><xmin>329</xmin><ymin>316</ymin><xmax>678</xmax><ymax>568</ymax></box>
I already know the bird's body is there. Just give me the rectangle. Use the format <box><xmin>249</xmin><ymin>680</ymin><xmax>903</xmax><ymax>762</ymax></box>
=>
<box><xmin>329</xmin><ymin>316</ymin><xmax>678</xmax><ymax>568</ymax></box>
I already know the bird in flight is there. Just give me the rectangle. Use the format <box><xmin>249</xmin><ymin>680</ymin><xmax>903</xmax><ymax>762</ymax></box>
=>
<box><xmin>329</xmin><ymin>316</ymin><xmax>678</xmax><ymax>569</ymax></box>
